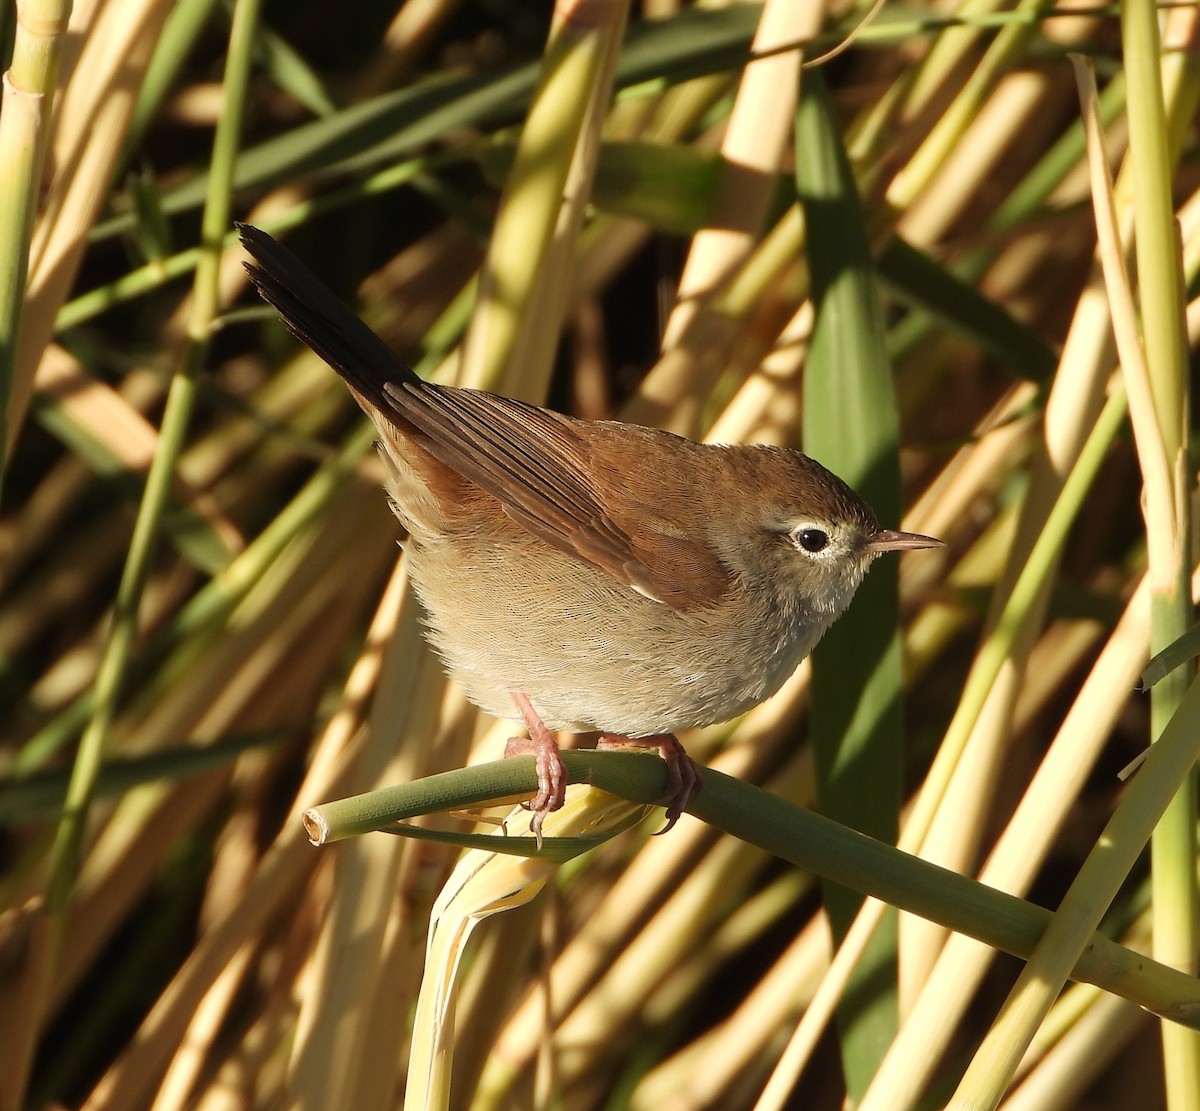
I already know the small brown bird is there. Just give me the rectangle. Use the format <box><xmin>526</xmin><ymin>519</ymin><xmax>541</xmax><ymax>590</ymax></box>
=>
<box><xmin>238</xmin><ymin>224</ymin><xmax>941</xmax><ymax>836</ymax></box>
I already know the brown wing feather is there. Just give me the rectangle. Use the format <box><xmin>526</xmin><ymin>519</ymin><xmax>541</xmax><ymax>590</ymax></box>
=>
<box><xmin>381</xmin><ymin>381</ymin><xmax>733</xmax><ymax>608</ymax></box>
<box><xmin>385</xmin><ymin>382</ymin><xmax>646</xmax><ymax>576</ymax></box>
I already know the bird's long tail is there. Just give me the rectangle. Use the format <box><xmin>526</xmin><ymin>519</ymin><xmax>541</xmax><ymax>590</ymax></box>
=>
<box><xmin>237</xmin><ymin>223</ymin><xmax>423</xmax><ymax>410</ymax></box>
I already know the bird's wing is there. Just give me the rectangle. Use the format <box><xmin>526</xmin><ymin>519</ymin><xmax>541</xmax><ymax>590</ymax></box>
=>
<box><xmin>381</xmin><ymin>382</ymin><xmax>732</xmax><ymax>610</ymax></box>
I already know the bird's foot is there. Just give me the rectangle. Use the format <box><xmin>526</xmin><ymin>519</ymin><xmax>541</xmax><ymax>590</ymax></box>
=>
<box><xmin>507</xmin><ymin>692</ymin><xmax>568</xmax><ymax>847</ymax></box>
<box><xmin>596</xmin><ymin>732</ymin><xmax>700</xmax><ymax>834</ymax></box>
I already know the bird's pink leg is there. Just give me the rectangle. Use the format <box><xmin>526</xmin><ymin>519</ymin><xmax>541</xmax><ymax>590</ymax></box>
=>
<box><xmin>507</xmin><ymin>692</ymin><xmax>568</xmax><ymax>843</ymax></box>
<box><xmin>596</xmin><ymin>732</ymin><xmax>701</xmax><ymax>833</ymax></box>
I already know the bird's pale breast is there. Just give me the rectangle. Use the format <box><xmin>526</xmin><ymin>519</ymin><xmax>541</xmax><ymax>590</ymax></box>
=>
<box><xmin>404</xmin><ymin>525</ymin><xmax>823</xmax><ymax>736</ymax></box>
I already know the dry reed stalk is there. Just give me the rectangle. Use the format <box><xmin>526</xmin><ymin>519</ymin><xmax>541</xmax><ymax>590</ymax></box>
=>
<box><xmin>663</xmin><ymin>0</ymin><xmax>810</xmax><ymax>347</ymax></box>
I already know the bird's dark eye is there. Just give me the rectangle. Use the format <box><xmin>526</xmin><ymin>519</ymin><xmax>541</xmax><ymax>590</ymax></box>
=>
<box><xmin>794</xmin><ymin>527</ymin><xmax>830</xmax><ymax>553</ymax></box>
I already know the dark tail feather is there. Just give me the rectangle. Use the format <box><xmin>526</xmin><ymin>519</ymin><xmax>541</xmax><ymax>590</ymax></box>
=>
<box><xmin>236</xmin><ymin>223</ymin><xmax>422</xmax><ymax>405</ymax></box>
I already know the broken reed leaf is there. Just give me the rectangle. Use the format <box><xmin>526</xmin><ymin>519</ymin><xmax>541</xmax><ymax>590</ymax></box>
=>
<box><xmin>1140</xmin><ymin>619</ymin><xmax>1200</xmax><ymax>690</ymax></box>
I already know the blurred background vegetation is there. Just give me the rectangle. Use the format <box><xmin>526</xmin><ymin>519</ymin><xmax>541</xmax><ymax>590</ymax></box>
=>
<box><xmin>1</xmin><ymin>0</ymin><xmax>1199</xmax><ymax>1108</ymax></box>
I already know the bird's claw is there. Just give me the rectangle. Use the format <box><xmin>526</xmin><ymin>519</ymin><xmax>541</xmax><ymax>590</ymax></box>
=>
<box><xmin>597</xmin><ymin>731</ymin><xmax>701</xmax><ymax>833</ymax></box>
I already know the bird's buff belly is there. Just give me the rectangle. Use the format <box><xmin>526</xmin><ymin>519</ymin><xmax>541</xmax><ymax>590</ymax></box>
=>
<box><xmin>412</xmin><ymin>566</ymin><xmax>814</xmax><ymax>736</ymax></box>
